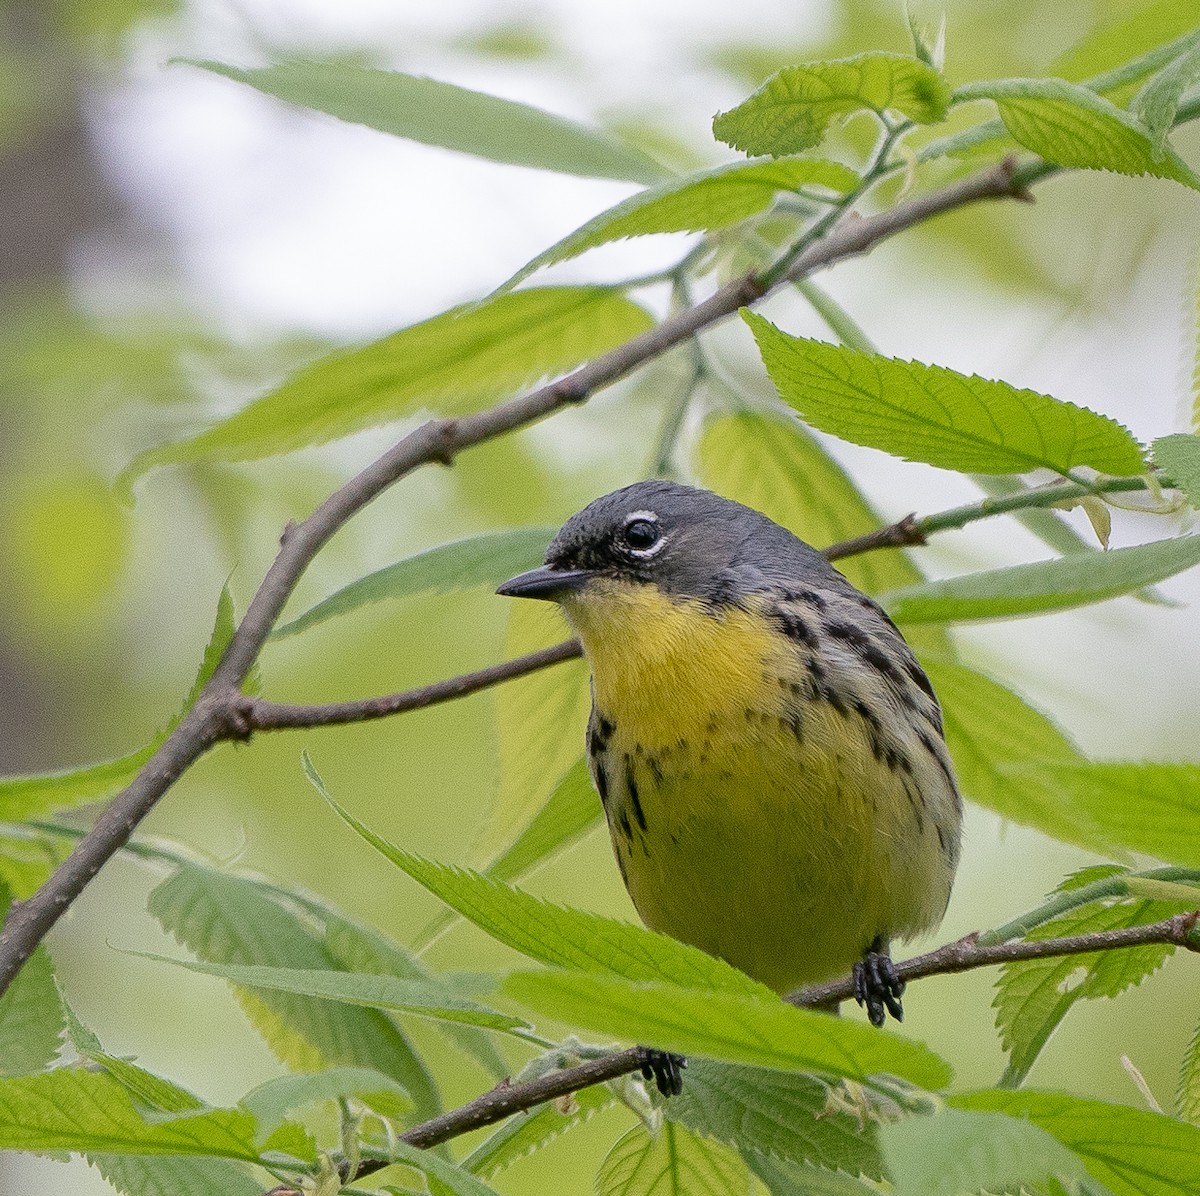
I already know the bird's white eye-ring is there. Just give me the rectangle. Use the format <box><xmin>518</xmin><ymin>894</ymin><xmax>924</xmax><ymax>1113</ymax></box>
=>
<box><xmin>622</xmin><ymin>511</ymin><xmax>665</xmax><ymax>556</ymax></box>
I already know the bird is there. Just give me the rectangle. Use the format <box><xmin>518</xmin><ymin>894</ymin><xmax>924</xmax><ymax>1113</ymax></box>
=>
<box><xmin>497</xmin><ymin>480</ymin><xmax>961</xmax><ymax>1094</ymax></box>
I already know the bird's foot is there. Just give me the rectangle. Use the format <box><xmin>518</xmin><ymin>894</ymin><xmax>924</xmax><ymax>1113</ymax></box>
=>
<box><xmin>852</xmin><ymin>940</ymin><xmax>904</xmax><ymax>1027</ymax></box>
<box><xmin>636</xmin><ymin>1047</ymin><xmax>687</xmax><ymax>1097</ymax></box>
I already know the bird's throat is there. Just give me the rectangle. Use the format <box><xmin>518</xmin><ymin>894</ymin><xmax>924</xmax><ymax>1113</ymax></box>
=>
<box><xmin>560</xmin><ymin>579</ymin><xmax>782</xmax><ymax>747</ymax></box>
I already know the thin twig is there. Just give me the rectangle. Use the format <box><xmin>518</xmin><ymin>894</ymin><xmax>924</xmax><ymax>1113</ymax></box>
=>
<box><xmin>244</xmin><ymin>641</ymin><xmax>583</xmax><ymax>731</ymax></box>
<box><xmin>792</xmin><ymin>912</ymin><xmax>1200</xmax><ymax>1010</ymax></box>
<box><xmin>0</xmin><ymin>157</ymin><xmax>1031</xmax><ymax>1000</ymax></box>
<box><xmin>325</xmin><ymin>911</ymin><xmax>1198</xmax><ymax>1179</ymax></box>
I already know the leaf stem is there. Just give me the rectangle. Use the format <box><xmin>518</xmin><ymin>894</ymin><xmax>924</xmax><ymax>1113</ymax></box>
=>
<box><xmin>916</xmin><ymin>475</ymin><xmax>1151</xmax><ymax>538</ymax></box>
<box><xmin>977</xmin><ymin>866</ymin><xmax>1200</xmax><ymax>946</ymax></box>
<box><xmin>755</xmin><ymin>116</ymin><xmax>913</xmax><ymax>291</ymax></box>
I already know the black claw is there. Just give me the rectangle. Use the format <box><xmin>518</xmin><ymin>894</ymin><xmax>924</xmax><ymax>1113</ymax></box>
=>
<box><xmin>637</xmin><ymin>1047</ymin><xmax>687</xmax><ymax>1097</ymax></box>
<box><xmin>853</xmin><ymin>941</ymin><xmax>905</xmax><ymax>1027</ymax></box>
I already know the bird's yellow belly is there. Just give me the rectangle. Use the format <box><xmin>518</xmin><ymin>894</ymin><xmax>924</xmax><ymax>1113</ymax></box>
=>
<box><xmin>601</xmin><ymin>702</ymin><xmax>942</xmax><ymax>993</ymax></box>
<box><xmin>566</xmin><ymin>581</ymin><xmax>954</xmax><ymax>994</ymax></box>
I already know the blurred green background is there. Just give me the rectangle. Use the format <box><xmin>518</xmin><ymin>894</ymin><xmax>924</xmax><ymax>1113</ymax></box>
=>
<box><xmin>2</xmin><ymin>0</ymin><xmax>1199</xmax><ymax>1190</ymax></box>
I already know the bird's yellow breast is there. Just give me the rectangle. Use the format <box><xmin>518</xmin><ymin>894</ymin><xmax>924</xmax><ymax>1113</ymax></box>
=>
<box><xmin>559</xmin><ymin>578</ymin><xmax>784</xmax><ymax>748</ymax></box>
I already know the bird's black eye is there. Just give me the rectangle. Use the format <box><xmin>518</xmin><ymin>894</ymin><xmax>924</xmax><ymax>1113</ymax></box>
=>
<box><xmin>623</xmin><ymin>519</ymin><xmax>660</xmax><ymax>552</ymax></box>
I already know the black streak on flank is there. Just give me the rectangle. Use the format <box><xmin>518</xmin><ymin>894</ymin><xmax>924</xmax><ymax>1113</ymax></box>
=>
<box><xmin>771</xmin><ymin>609</ymin><xmax>813</xmax><ymax>645</ymax></box>
<box><xmin>619</xmin><ymin>810</ymin><xmax>633</xmax><ymax>840</ymax></box>
<box><xmin>625</xmin><ymin>755</ymin><xmax>648</xmax><ymax>831</ymax></box>
<box><xmin>825</xmin><ymin>620</ymin><xmax>869</xmax><ymax>648</ymax></box>
<box><xmin>647</xmin><ymin>755</ymin><xmax>664</xmax><ymax>788</ymax></box>
<box><xmin>851</xmin><ymin>697</ymin><xmax>887</xmax><ymax>762</ymax></box>
<box><xmin>817</xmin><ymin>681</ymin><xmax>848</xmax><ymax>718</ymax></box>
<box><xmin>917</xmin><ymin>728</ymin><xmax>957</xmax><ymax>791</ymax></box>
<box><xmin>595</xmin><ymin>761</ymin><xmax>610</xmax><ymax>808</ymax></box>
<box><xmin>860</xmin><ymin>642</ymin><xmax>902</xmax><ymax>683</ymax></box>
<box><xmin>905</xmin><ymin>659</ymin><xmax>938</xmax><ymax>702</ymax></box>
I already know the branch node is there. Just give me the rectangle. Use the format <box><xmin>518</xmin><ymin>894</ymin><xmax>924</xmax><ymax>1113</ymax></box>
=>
<box><xmin>894</xmin><ymin>512</ymin><xmax>926</xmax><ymax>547</ymax></box>
<box><xmin>1001</xmin><ymin>153</ymin><xmax>1037</xmax><ymax>203</ymax></box>
<box><xmin>553</xmin><ymin>373</ymin><xmax>591</xmax><ymax>404</ymax></box>
<box><xmin>219</xmin><ymin>693</ymin><xmax>256</xmax><ymax>742</ymax></box>
<box><xmin>419</xmin><ymin>419</ymin><xmax>460</xmax><ymax>466</ymax></box>
<box><xmin>279</xmin><ymin>519</ymin><xmax>299</xmax><ymax>547</ymax></box>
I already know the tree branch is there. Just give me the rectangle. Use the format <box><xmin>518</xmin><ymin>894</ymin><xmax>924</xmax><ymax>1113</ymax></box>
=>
<box><xmin>327</xmin><ymin>911</ymin><xmax>1198</xmax><ymax>1180</ymax></box>
<box><xmin>0</xmin><ymin>156</ymin><xmax>1031</xmax><ymax>999</ymax></box>
<box><xmin>243</xmin><ymin>640</ymin><xmax>584</xmax><ymax>731</ymax></box>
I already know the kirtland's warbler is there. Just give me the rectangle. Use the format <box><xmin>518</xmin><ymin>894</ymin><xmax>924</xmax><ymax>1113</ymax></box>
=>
<box><xmin>498</xmin><ymin>481</ymin><xmax>962</xmax><ymax>1084</ymax></box>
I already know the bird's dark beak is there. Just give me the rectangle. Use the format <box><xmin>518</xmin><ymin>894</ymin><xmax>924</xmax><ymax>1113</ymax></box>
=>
<box><xmin>496</xmin><ymin>565</ymin><xmax>595</xmax><ymax>602</ymax></box>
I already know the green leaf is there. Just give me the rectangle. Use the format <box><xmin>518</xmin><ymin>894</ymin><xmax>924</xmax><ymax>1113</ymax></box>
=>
<box><xmin>239</xmin><ymin>1067</ymin><xmax>413</xmax><ymax>1143</ymax></box>
<box><xmin>323</xmin><ymin>913</ymin><xmax>510</xmax><ymax>1082</ymax></box>
<box><xmin>183</xmin><ymin>59</ymin><xmax>669</xmax><ymax>185</ymax></box>
<box><xmin>502</xmin><ymin>970</ymin><xmax>952</xmax><ymax>1089</ymax></box>
<box><xmin>0</xmin><ymin>746</ymin><xmax>158</xmax><ymax>823</ymax></box>
<box><xmin>484</xmin><ymin>757</ymin><xmax>600</xmax><ymax>885</ymax></box>
<box><xmin>597</xmin><ymin>1122</ymin><xmax>751</xmax><ymax>1196</ymax></box>
<box><xmin>414</xmin><ymin>758</ymin><xmax>602</xmax><ymax>960</ymax></box>
<box><xmin>379</xmin><ymin>1139</ymin><xmax>504</xmax><ymax>1196</ymax></box>
<box><xmin>919</xmin><ymin>656</ymin><xmax>1112</xmax><ymax>854</ymax></box>
<box><xmin>0</xmin><ymin>883</ymin><xmax>63</xmax><ymax>1074</ymax></box>
<box><xmin>497</xmin><ymin>157</ymin><xmax>858</xmax><ymax>291</ymax></box>
<box><xmin>1178</xmin><ymin>1018</ymin><xmax>1200</xmax><ymax>1124</ymax></box>
<box><xmin>308</xmin><ymin>756</ymin><xmax>769</xmax><ymax>997</ymax></box>
<box><xmin>745</xmin><ymin>312</ymin><xmax>1145</xmax><ymax>477</ymax></box>
<box><xmin>878</xmin><ymin>1106</ymin><xmax>1094</xmax><ymax>1196</ymax></box>
<box><xmin>147</xmin><ymin>865</ymin><xmax>441</xmax><ymax>1121</ymax></box>
<box><xmin>78</xmin><ymin>1048</ymin><xmax>266</xmax><ymax>1196</ymax></box>
<box><xmin>0</xmin><ymin>585</ymin><xmax>235</xmax><ymax>820</ymax></box>
<box><xmin>1152</xmin><ymin>434</ymin><xmax>1200</xmax><ymax>507</ymax></box>
<box><xmin>91</xmin><ymin>1054</ymin><xmax>205</xmax><ymax>1115</ymax></box>
<box><xmin>89</xmin><ymin>1154</ymin><xmax>263</xmax><ymax>1196</ymax></box>
<box><xmin>0</xmin><ymin>831</ymin><xmax>71</xmax><ymax>899</ymax></box>
<box><xmin>963</xmin><ymin>78</ymin><xmax>1200</xmax><ymax>190</ymax></box>
<box><xmin>119</xmin><ymin>287</ymin><xmax>655</xmax><ymax>483</ymax></box>
<box><xmin>0</xmin><ymin>1066</ymin><xmax>313</xmax><ymax>1162</ymax></box>
<box><xmin>480</xmin><ymin>602</ymin><xmax>592</xmax><ymax>857</ymax></box>
<box><xmin>0</xmin><ymin>945</ymin><xmax>61</xmax><ymax>1075</ymax></box>
<box><xmin>968</xmin><ymin>476</ymin><xmax>1172</xmax><ymax>607</ymax></box>
<box><xmin>994</xmin><ymin>893</ymin><xmax>1186</xmax><ymax>1087</ymax></box>
<box><xmin>884</xmin><ymin>533</ymin><xmax>1200</xmax><ymax>624</ymax></box>
<box><xmin>693</xmin><ymin>407</ymin><xmax>950</xmax><ymax>654</ymax></box>
<box><xmin>1036</xmin><ymin>762</ymin><xmax>1200</xmax><ymax>867</ymax></box>
<box><xmin>273</xmin><ymin>527</ymin><xmax>554</xmax><ymax>639</ymax></box>
<box><xmin>1132</xmin><ymin>38</ymin><xmax>1200</xmax><ymax>154</ymax></box>
<box><xmin>745</xmin><ymin>1153</ymin><xmax>881</xmax><ymax>1195</ymax></box>
<box><xmin>1053</xmin><ymin>6</ymin><xmax>1200</xmax><ymax>90</ymax></box>
<box><xmin>463</xmin><ymin>1083</ymin><xmax>613</xmax><ymax>1178</ymax></box>
<box><xmin>665</xmin><ymin>1059</ymin><xmax>883</xmax><ymax>1179</ymax></box>
<box><xmin>713</xmin><ymin>53</ymin><xmax>950</xmax><ymax>157</ymax></box>
<box><xmin>950</xmin><ymin>1088</ymin><xmax>1200</xmax><ymax>1196</ymax></box>
<box><xmin>137</xmin><ymin>953</ymin><xmax>532</xmax><ymax>1036</ymax></box>
<box><xmin>927</xmin><ymin>658</ymin><xmax>1200</xmax><ymax>862</ymax></box>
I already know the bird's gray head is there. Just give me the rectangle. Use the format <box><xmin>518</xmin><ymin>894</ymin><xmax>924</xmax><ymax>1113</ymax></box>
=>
<box><xmin>497</xmin><ymin>480</ymin><xmax>845</xmax><ymax>606</ymax></box>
